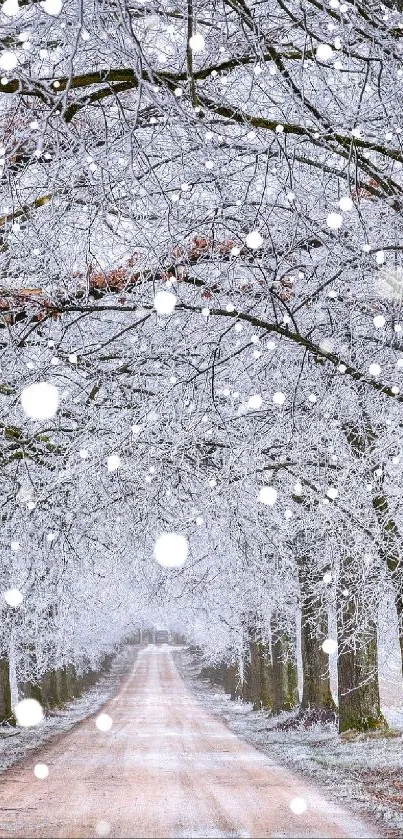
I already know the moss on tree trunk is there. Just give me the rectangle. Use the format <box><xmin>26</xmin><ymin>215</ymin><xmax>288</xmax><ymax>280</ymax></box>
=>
<box><xmin>337</xmin><ymin>560</ymin><xmax>386</xmax><ymax>733</ymax></box>
<box><xmin>256</xmin><ymin>641</ymin><xmax>273</xmax><ymax>709</ymax></box>
<box><xmin>57</xmin><ymin>667</ymin><xmax>72</xmax><ymax>703</ymax></box>
<box><xmin>270</xmin><ymin>613</ymin><xmax>298</xmax><ymax>713</ymax></box>
<box><xmin>242</xmin><ymin>634</ymin><xmax>262</xmax><ymax>708</ymax></box>
<box><xmin>296</xmin><ymin>550</ymin><xmax>336</xmax><ymax>712</ymax></box>
<box><xmin>300</xmin><ymin>601</ymin><xmax>336</xmax><ymax>711</ymax></box>
<box><xmin>0</xmin><ymin>657</ymin><xmax>13</xmax><ymax>724</ymax></box>
<box><xmin>241</xmin><ymin>618</ymin><xmax>275</xmax><ymax>710</ymax></box>
<box><xmin>41</xmin><ymin>669</ymin><xmax>61</xmax><ymax>708</ymax></box>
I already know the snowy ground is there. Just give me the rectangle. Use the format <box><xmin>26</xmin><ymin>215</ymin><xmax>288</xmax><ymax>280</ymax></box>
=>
<box><xmin>177</xmin><ymin>649</ymin><xmax>403</xmax><ymax>839</ymax></box>
<box><xmin>0</xmin><ymin>644</ymin><xmax>138</xmax><ymax>776</ymax></box>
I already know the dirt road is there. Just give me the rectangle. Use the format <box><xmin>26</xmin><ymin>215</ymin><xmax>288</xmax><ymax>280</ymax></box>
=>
<box><xmin>0</xmin><ymin>645</ymin><xmax>378</xmax><ymax>838</ymax></box>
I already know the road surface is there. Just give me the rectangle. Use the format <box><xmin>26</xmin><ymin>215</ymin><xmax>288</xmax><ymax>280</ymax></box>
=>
<box><xmin>0</xmin><ymin>645</ymin><xmax>378</xmax><ymax>838</ymax></box>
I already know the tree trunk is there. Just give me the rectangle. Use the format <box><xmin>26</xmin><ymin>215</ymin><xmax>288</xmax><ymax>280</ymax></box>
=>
<box><xmin>300</xmin><ymin>600</ymin><xmax>336</xmax><ymax>711</ymax></box>
<box><xmin>242</xmin><ymin>637</ymin><xmax>262</xmax><ymax>708</ymax></box>
<box><xmin>21</xmin><ymin>680</ymin><xmax>44</xmax><ymax>705</ymax></box>
<box><xmin>241</xmin><ymin>615</ymin><xmax>276</xmax><ymax>710</ymax></box>
<box><xmin>57</xmin><ymin>667</ymin><xmax>72</xmax><ymax>703</ymax></box>
<box><xmin>270</xmin><ymin>614</ymin><xmax>298</xmax><ymax>713</ymax></box>
<box><xmin>296</xmin><ymin>550</ymin><xmax>336</xmax><ymax>712</ymax></box>
<box><xmin>100</xmin><ymin>653</ymin><xmax>113</xmax><ymax>674</ymax></box>
<box><xmin>41</xmin><ymin>670</ymin><xmax>61</xmax><ymax>708</ymax></box>
<box><xmin>223</xmin><ymin>664</ymin><xmax>240</xmax><ymax>700</ymax></box>
<box><xmin>256</xmin><ymin>641</ymin><xmax>273</xmax><ymax>709</ymax></box>
<box><xmin>337</xmin><ymin>560</ymin><xmax>386</xmax><ymax>733</ymax></box>
<box><xmin>0</xmin><ymin>657</ymin><xmax>13</xmax><ymax>724</ymax></box>
<box><xmin>372</xmin><ymin>492</ymin><xmax>403</xmax><ymax>682</ymax></box>
<box><xmin>78</xmin><ymin>667</ymin><xmax>98</xmax><ymax>693</ymax></box>
<box><xmin>396</xmin><ymin>589</ymin><xmax>403</xmax><ymax>679</ymax></box>
<box><xmin>66</xmin><ymin>665</ymin><xmax>80</xmax><ymax>698</ymax></box>
<box><xmin>202</xmin><ymin>663</ymin><xmax>225</xmax><ymax>686</ymax></box>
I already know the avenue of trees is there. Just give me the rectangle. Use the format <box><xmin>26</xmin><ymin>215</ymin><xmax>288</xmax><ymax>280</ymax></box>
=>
<box><xmin>1</xmin><ymin>0</ymin><xmax>403</xmax><ymax>732</ymax></box>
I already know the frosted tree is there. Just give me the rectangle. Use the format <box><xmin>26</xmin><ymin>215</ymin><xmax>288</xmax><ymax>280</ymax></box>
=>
<box><xmin>1</xmin><ymin>0</ymin><xmax>403</xmax><ymax>732</ymax></box>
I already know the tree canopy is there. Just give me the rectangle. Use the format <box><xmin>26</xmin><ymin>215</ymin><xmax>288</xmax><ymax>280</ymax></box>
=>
<box><xmin>1</xmin><ymin>0</ymin><xmax>403</xmax><ymax>729</ymax></box>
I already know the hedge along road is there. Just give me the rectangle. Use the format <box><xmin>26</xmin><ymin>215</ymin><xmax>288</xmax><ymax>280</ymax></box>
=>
<box><xmin>0</xmin><ymin>645</ymin><xmax>379</xmax><ymax>839</ymax></box>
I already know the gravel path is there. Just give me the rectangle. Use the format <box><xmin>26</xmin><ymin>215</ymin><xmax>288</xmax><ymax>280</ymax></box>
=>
<box><xmin>0</xmin><ymin>645</ymin><xmax>380</xmax><ymax>838</ymax></box>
